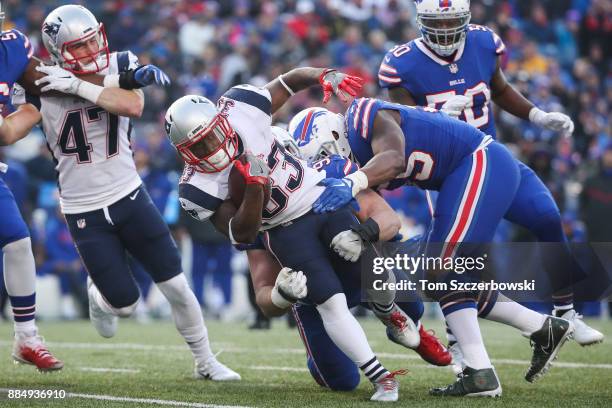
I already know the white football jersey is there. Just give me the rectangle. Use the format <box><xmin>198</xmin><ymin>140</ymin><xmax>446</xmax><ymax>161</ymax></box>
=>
<box><xmin>39</xmin><ymin>51</ymin><xmax>142</xmax><ymax>214</ymax></box>
<box><xmin>179</xmin><ymin>84</ymin><xmax>324</xmax><ymax>230</ymax></box>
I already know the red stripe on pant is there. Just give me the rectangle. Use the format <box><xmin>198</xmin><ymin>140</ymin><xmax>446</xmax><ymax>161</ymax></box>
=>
<box><xmin>443</xmin><ymin>149</ymin><xmax>485</xmax><ymax>259</ymax></box>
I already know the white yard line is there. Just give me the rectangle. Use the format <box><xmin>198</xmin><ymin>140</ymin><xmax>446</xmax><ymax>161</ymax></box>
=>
<box><xmin>0</xmin><ymin>388</ymin><xmax>251</xmax><ymax>408</ymax></box>
<box><xmin>1</xmin><ymin>340</ymin><xmax>611</xmax><ymax>370</ymax></box>
<box><xmin>248</xmin><ymin>365</ymin><xmax>309</xmax><ymax>372</ymax></box>
<box><xmin>79</xmin><ymin>367</ymin><xmax>141</xmax><ymax>373</ymax></box>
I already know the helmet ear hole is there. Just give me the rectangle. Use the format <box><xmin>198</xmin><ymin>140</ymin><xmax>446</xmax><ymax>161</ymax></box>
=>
<box><xmin>332</xmin><ymin>131</ymin><xmax>340</xmax><ymax>141</ymax></box>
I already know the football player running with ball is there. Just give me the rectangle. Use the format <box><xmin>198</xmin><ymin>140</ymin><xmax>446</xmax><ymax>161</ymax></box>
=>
<box><xmin>10</xmin><ymin>5</ymin><xmax>238</xmax><ymax>381</ymax></box>
<box><xmin>166</xmin><ymin>68</ymin><xmax>420</xmax><ymax>402</ymax></box>
<box><xmin>378</xmin><ymin>0</ymin><xmax>603</xmax><ymax>351</ymax></box>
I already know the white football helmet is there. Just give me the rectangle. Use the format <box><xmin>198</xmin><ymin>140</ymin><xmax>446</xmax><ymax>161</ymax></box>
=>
<box><xmin>416</xmin><ymin>0</ymin><xmax>471</xmax><ymax>56</ymax></box>
<box><xmin>288</xmin><ymin>107</ymin><xmax>350</xmax><ymax>163</ymax></box>
<box><xmin>165</xmin><ymin>95</ymin><xmax>239</xmax><ymax>173</ymax></box>
<box><xmin>41</xmin><ymin>5</ymin><xmax>110</xmax><ymax>74</ymax></box>
<box><xmin>271</xmin><ymin>126</ymin><xmax>301</xmax><ymax>158</ymax></box>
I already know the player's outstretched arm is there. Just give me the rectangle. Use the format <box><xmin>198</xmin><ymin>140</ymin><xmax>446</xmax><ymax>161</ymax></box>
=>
<box><xmin>313</xmin><ymin>110</ymin><xmax>405</xmax><ymax>214</ymax></box>
<box><xmin>0</xmin><ymin>103</ymin><xmax>41</xmax><ymax>146</ymax></box>
<box><xmin>491</xmin><ymin>59</ymin><xmax>574</xmax><ymax>134</ymax></box>
<box><xmin>265</xmin><ymin>67</ymin><xmax>363</xmax><ymax>114</ymax></box>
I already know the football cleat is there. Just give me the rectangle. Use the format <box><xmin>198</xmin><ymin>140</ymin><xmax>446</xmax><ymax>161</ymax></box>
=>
<box><xmin>375</xmin><ymin>304</ymin><xmax>420</xmax><ymax>349</ymax></box>
<box><xmin>87</xmin><ymin>277</ymin><xmax>117</xmax><ymax>338</ymax></box>
<box><xmin>194</xmin><ymin>356</ymin><xmax>241</xmax><ymax>381</ymax></box>
<box><xmin>448</xmin><ymin>341</ymin><xmax>465</xmax><ymax>375</ymax></box>
<box><xmin>13</xmin><ymin>334</ymin><xmax>64</xmax><ymax>372</ymax></box>
<box><xmin>430</xmin><ymin>366</ymin><xmax>502</xmax><ymax>397</ymax></box>
<box><xmin>371</xmin><ymin>369</ymin><xmax>406</xmax><ymax>402</ymax></box>
<box><xmin>555</xmin><ymin>309</ymin><xmax>603</xmax><ymax>346</ymax></box>
<box><xmin>414</xmin><ymin>326</ymin><xmax>452</xmax><ymax>366</ymax></box>
<box><xmin>525</xmin><ymin>316</ymin><xmax>574</xmax><ymax>383</ymax></box>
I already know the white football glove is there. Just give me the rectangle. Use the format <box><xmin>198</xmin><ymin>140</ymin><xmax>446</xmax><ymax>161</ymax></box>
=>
<box><xmin>35</xmin><ymin>65</ymin><xmax>81</xmax><ymax>93</ymax></box>
<box><xmin>270</xmin><ymin>267</ymin><xmax>307</xmax><ymax>309</ymax></box>
<box><xmin>331</xmin><ymin>230</ymin><xmax>364</xmax><ymax>262</ymax></box>
<box><xmin>529</xmin><ymin>107</ymin><xmax>574</xmax><ymax>135</ymax></box>
<box><xmin>440</xmin><ymin>95</ymin><xmax>472</xmax><ymax>118</ymax></box>
<box><xmin>35</xmin><ymin>65</ymin><xmax>103</xmax><ymax>103</ymax></box>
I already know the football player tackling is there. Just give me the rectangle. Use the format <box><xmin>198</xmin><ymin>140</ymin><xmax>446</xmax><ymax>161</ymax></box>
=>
<box><xmin>165</xmin><ymin>69</ymin><xmax>423</xmax><ymax>401</ymax></box>
<box><xmin>378</xmin><ymin>0</ymin><xmax>603</xmax><ymax>350</ymax></box>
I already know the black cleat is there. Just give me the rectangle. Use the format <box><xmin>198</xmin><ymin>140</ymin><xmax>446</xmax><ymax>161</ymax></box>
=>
<box><xmin>430</xmin><ymin>366</ymin><xmax>502</xmax><ymax>397</ymax></box>
<box><xmin>525</xmin><ymin>316</ymin><xmax>574</xmax><ymax>383</ymax></box>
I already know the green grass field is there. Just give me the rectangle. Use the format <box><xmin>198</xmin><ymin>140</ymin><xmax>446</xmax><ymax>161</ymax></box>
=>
<box><xmin>0</xmin><ymin>317</ymin><xmax>610</xmax><ymax>407</ymax></box>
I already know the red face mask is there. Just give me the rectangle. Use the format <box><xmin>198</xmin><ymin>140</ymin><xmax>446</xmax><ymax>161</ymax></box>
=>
<box><xmin>175</xmin><ymin>114</ymin><xmax>239</xmax><ymax>173</ymax></box>
<box><xmin>61</xmin><ymin>24</ymin><xmax>110</xmax><ymax>74</ymax></box>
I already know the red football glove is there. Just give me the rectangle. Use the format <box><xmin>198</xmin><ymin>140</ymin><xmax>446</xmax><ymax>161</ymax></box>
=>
<box><xmin>233</xmin><ymin>152</ymin><xmax>270</xmax><ymax>185</ymax></box>
<box><xmin>319</xmin><ymin>68</ymin><xmax>364</xmax><ymax>104</ymax></box>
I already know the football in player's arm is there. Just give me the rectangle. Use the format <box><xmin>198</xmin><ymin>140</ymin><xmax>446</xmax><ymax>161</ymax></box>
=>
<box><xmin>207</xmin><ymin>67</ymin><xmax>363</xmax><ymax>245</ymax></box>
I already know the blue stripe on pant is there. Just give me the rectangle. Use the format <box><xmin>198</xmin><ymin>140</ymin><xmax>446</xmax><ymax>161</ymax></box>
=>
<box><xmin>0</xmin><ymin>178</ymin><xmax>30</xmax><ymax>248</ymax></box>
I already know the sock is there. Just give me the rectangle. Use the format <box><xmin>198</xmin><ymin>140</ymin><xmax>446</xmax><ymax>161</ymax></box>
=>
<box><xmin>485</xmin><ymin>294</ymin><xmax>547</xmax><ymax>335</ymax></box>
<box><xmin>360</xmin><ymin>356</ymin><xmax>391</xmax><ymax>383</ymax></box>
<box><xmin>445</xmin><ymin>307</ymin><xmax>491</xmax><ymax>370</ymax></box>
<box><xmin>371</xmin><ymin>302</ymin><xmax>393</xmax><ymax>315</ymax></box>
<box><xmin>156</xmin><ymin>273</ymin><xmax>213</xmax><ymax>363</ymax></box>
<box><xmin>3</xmin><ymin>238</ymin><xmax>37</xmax><ymax>335</ymax></box>
<box><xmin>446</xmin><ymin>323</ymin><xmax>456</xmax><ymax>344</ymax></box>
<box><xmin>316</xmin><ymin>293</ymin><xmax>380</xmax><ymax>367</ymax></box>
<box><xmin>552</xmin><ymin>293</ymin><xmax>574</xmax><ymax>315</ymax></box>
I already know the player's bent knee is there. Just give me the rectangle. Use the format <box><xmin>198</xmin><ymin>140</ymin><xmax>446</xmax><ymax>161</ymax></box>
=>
<box><xmin>113</xmin><ymin>299</ymin><xmax>139</xmax><ymax>318</ymax></box>
<box><xmin>156</xmin><ymin>273</ymin><xmax>193</xmax><ymax>306</ymax></box>
<box><xmin>327</xmin><ymin>370</ymin><xmax>360</xmax><ymax>391</ymax></box>
<box><xmin>2</xmin><ymin>236</ymin><xmax>33</xmax><ymax>257</ymax></box>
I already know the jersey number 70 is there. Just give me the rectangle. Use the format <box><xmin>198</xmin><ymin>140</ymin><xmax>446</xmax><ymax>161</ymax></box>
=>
<box><xmin>426</xmin><ymin>81</ymin><xmax>491</xmax><ymax>129</ymax></box>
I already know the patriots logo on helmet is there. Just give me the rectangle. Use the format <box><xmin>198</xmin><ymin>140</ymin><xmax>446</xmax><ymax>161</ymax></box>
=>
<box><xmin>42</xmin><ymin>21</ymin><xmax>61</xmax><ymax>42</ymax></box>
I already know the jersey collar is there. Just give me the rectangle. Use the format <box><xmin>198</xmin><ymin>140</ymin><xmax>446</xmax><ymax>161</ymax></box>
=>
<box><xmin>414</xmin><ymin>37</ymin><xmax>466</xmax><ymax>66</ymax></box>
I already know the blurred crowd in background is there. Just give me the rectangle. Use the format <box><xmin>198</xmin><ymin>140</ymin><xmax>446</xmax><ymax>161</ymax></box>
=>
<box><xmin>0</xmin><ymin>0</ymin><xmax>610</xmax><ymax>322</ymax></box>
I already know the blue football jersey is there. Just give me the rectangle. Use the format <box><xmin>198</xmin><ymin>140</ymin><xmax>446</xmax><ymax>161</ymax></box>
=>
<box><xmin>378</xmin><ymin>24</ymin><xmax>505</xmax><ymax>138</ymax></box>
<box><xmin>0</xmin><ymin>30</ymin><xmax>33</xmax><ymax>109</ymax></box>
<box><xmin>346</xmin><ymin>97</ymin><xmax>490</xmax><ymax>191</ymax></box>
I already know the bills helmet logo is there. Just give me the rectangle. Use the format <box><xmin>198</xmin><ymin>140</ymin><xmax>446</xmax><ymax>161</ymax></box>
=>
<box><xmin>42</xmin><ymin>21</ymin><xmax>61</xmax><ymax>43</ymax></box>
<box><xmin>439</xmin><ymin>0</ymin><xmax>452</xmax><ymax>7</ymax></box>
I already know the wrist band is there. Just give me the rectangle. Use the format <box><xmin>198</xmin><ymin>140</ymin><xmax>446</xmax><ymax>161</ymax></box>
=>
<box><xmin>345</xmin><ymin>170</ymin><xmax>369</xmax><ymax>196</ymax></box>
<box><xmin>76</xmin><ymin>81</ymin><xmax>104</xmax><ymax>104</ymax></box>
<box><xmin>278</xmin><ymin>75</ymin><xmax>295</xmax><ymax>96</ymax></box>
<box><xmin>103</xmin><ymin>74</ymin><xmax>120</xmax><ymax>88</ymax></box>
<box><xmin>351</xmin><ymin>218</ymin><xmax>381</xmax><ymax>242</ymax></box>
<box><xmin>271</xmin><ymin>286</ymin><xmax>294</xmax><ymax>309</ymax></box>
